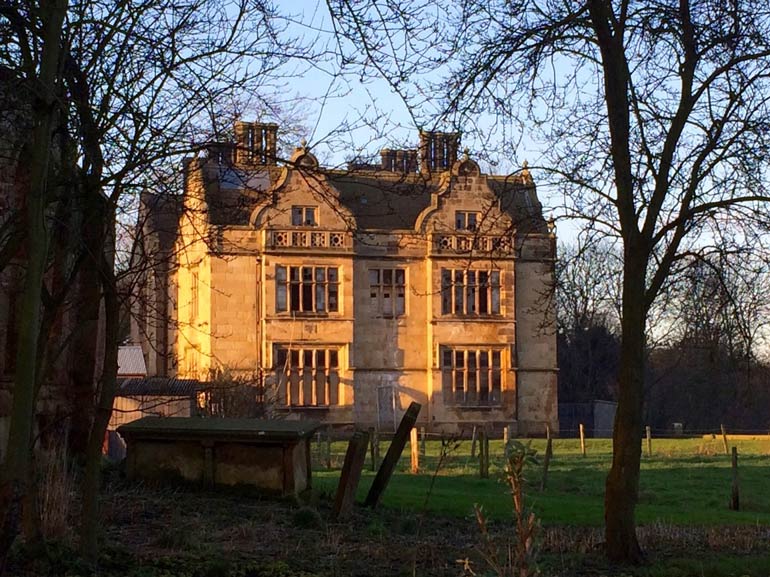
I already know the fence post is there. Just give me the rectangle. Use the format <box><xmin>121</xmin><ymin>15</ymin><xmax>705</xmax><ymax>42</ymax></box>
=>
<box><xmin>503</xmin><ymin>425</ymin><xmax>510</xmax><ymax>445</ymax></box>
<box><xmin>579</xmin><ymin>423</ymin><xmax>586</xmax><ymax>457</ymax></box>
<box><xmin>470</xmin><ymin>425</ymin><xmax>478</xmax><ymax>458</ymax></box>
<box><xmin>325</xmin><ymin>426</ymin><xmax>332</xmax><ymax>470</ymax></box>
<box><xmin>646</xmin><ymin>425</ymin><xmax>652</xmax><ymax>458</ymax></box>
<box><xmin>420</xmin><ymin>426</ymin><xmax>426</xmax><ymax>457</ymax></box>
<box><xmin>479</xmin><ymin>430</ymin><xmax>489</xmax><ymax>479</ymax></box>
<box><xmin>721</xmin><ymin>424</ymin><xmax>730</xmax><ymax>456</ymax></box>
<box><xmin>540</xmin><ymin>425</ymin><xmax>553</xmax><ymax>492</ymax></box>
<box><xmin>410</xmin><ymin>427</ymin><xmax>419</xmax><ymax>474</ymax></box>
<box><xmin>729</xmin><ymin>446</ymin><xmax>740</xmax><ymax>511</ymax></box>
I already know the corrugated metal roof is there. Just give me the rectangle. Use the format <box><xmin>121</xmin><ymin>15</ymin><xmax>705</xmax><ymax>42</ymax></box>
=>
<box><xmin>118</xmin><ymin>377</ymin><xmax>199</xmax><ymax>397</ymax></box>
<box><xmin>118</xmin><ymin>346</ymin><xmax>148</xmax><ymax>377</ymax></box>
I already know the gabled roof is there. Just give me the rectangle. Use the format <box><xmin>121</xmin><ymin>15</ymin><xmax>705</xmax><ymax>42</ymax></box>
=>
<box><xmin>117</xmin><ymin>345</ymin><xmax>147</xmax><ymax>377</ymax></box>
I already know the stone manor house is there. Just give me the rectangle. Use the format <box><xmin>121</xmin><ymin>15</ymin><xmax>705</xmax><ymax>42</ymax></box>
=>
<box><xmin>133</xmin><ymin>122</ymin><xmax>558</xmax><ymax>434</ymax></box>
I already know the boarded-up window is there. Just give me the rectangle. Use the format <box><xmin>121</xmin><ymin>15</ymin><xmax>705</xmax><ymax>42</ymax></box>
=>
<box><xmin>274</xmin><ymin>346</ymin><xmax>340</xmax><ymax>406</ymax></box>
<box><xmin>369</xmin><ymin>268</ymin><xmax>406</xmax><ymax>316</ymax></box>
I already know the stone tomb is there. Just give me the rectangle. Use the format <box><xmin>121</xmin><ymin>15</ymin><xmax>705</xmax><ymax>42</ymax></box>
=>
<box><xmin>118</xmin><ymin>417</ymin><xmax>319</xmax><ymax>495</ymax></box>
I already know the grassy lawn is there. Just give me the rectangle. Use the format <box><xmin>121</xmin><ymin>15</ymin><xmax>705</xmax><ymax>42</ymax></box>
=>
<box><xmin>312</xmin><ymin>436</ymin><xmax>770</xmax><ymax>527</ymax></box>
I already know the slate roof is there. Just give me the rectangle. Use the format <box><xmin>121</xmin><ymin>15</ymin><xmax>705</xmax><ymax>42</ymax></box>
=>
<box><xmin>332</xmin><ymin>173</ymin><xmax>436</xmax><ymax>230</ymax></box>
<box><xmin>198</xmin><ymin>162</ymin><xmax>545</xmax><ymax>231</ymax></box>
<box><xmin>118</xmin><ymin>377</ymin><xmax>199</xmax><ymax>397</ymax></box>
<box><xmin>117</xmin><ymin>416</ymin><xmax>320</xmax><ymax>441</ymax></box>
<box><xmin>146</xmin><ymin>137</ymin><xmax>548</xmax><ymax>234</ymax></box>
<box><xmin>204</xmin><ymin>163</ymin><xmax>278</xmax><ymax>225</ymax></box>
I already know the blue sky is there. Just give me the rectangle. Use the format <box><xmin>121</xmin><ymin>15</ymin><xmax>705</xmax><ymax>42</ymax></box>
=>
<box><xmin>281</xmin><ymin>0</ymin><xmax>578</xmax><ymax>240</ymax></box>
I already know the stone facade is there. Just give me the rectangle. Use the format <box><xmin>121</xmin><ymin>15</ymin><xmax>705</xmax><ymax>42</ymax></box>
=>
<box><xmin>135</xmin><ymin>122</ymin><xmax>558</xmax><ymax>435</ymax></box>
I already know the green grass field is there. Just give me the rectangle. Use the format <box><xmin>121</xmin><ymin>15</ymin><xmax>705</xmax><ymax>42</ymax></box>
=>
<box><xmin>311</xmin><ymin>436</ymin><xmax>770</xmax><ymax>527</ymax></box>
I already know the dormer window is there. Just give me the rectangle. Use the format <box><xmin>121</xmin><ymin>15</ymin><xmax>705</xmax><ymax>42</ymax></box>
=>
<box><xmin>292</xmin><ymin>206</ymin><xmax>317</xmax><ymax>226</ymax></box>
<box><xmin>455</xmin><ymin>211</ymin><xmax>479</xmax><ymax>231</ymax></box>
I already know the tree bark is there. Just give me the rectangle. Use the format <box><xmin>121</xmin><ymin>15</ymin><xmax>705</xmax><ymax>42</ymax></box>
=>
<box><xmin>0</xmin><ymin>0</ymin><xmax>67</xmax><ymax>562</ymax></box>
<box><xmin>79</xmin><ymin>243</ymin><xmax>118</xmax><ymax>560</ymax></box>
<box><xmin>604</xmin><ymin>247</ymin><xmax>646</xmax><ymax>563</ymax></box>
<box><xmin>67</xmin><ymin>202</ymin><xmax>104</xmax><ymax>459</ymax></box>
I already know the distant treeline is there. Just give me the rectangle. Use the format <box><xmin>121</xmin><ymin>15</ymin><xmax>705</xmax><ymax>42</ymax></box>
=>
<box><xmin>557</xmin><ymin>242</ymin><xmax>770</xmax><ymax>433</ymax></box>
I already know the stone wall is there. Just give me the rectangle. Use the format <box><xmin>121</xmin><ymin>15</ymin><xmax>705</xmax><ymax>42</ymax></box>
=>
<box><xmin>140</xmin><ymin>129</ymin><xmax>559</xmax><ymax>435</ymax></box>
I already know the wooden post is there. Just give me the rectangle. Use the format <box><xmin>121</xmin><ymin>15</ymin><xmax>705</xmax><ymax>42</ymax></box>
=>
<box><xmin>332</xmin><ymin>430</ymin><xmax>370</xmax><ymax>519</ymax></box>
<box><xmin>479</xmin><ymin>430</ymin><xmax>489</xmax><ymax>479</ymax></box>
<box><xmin>470</xmin><ymin>425</ymin><xmax>478</xmax><ymax>458</ymax></box>
<box><xmin>325</xmin><ymin>426</ymin><xmax>332</xmax><ymax>470</ymax></box>
<box><xmin>410</xmin><ymin>427</ymin><xmax>419</xmax><ymax>474</ymax></box>
<box><xmin>503</xmin><ymin>425</ymin><xmax>509</xmax><ymax>445</ymax></box>
<box><xmin>646</xmin><ymin>425</ymin><xmax>652</xmax><ymax>458</ymax></box>
<box><xmin>579</xmin><ymin>423</ymin><xmax>586</xmax><ymax>457</ymax></box>
<box><xmin>364</xmin><ymin>402</ymin><xmax>422</xmax><ymax>508</ymax></box>
<box><xmin>540</xmin><ymin>431</ymin><xmax>553</xmax><ymax>492</ymax></box>
<box><xmin>369</xmin><ymin>427</ymin><xmax>379</xmax><ymax>471</ymax></box>
<box><xmin>478</xmin><ymin>430</ymin><xmax>483</xmax><ymax>477</ymax></box>
<box><xmin>721</xmin><ymin>424</ymin><xmax>729</xmax><ymax>456</ymax></box>
<box><xmin>729</xmin><ymin>446</ymin><xmax>740</xmax><ymax>511</ymax></box>
<box><xmin>420</xmin><ymin>426</ymin><xmax>426</xmax><ymax>457</ymax></box>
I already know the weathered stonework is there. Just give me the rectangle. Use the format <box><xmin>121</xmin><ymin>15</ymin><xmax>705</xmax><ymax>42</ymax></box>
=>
<box><xmin>134</xmin><ymin>125</ymin><xmax>558</xmax><ymax>435</ymax></box>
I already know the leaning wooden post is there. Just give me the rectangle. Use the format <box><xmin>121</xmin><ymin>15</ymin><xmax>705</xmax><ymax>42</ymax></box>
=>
<box><xmin>410</xmin><ymin>427</ymin><xmax>419</xmax><ymax>474</ymax></box>
<box><xmin>540</xmin><ymin>425</ymin><xmax>553</xmax><ymax>492</ymax></box>
<box><xmin>470</xmin><ymin>425</ymin><xmax>478</xmax><ymax>458</ymax></box>
<box><xmin>333</xmin><ymin>430</ymin><xmax>370</xmax><ymax>519</ymax></box>
<box><xmin>646</xmin><ymin>425</ymin><xmax>652</xmax><ymax>458</ymax></box>
<box><xmin>325</xmin><ymin>426</ymin><xmax>332</xmax><ymax>470</ymax></box>
<box><xmin>721</xmin><ymin>424</ymin><xmax>730</xmax><ymax>456</ymax></box>
<box><xmin>420</xmin><ymin>426</ymin><xmax>426</xmax><ymax>457</ymax></box>
<box><xmin>729</xmin><ymin>446</ymin><xmax>740</xmax><ymax>511</ymax></box>
<box><xmin>579</xmin><ymin>423</ymin><xmax>586</xmax><ymax>457</ymax></box>
<box><xmin>364</xmin><ymin>402</ymin><xmax>422</xmax><ymax>508</ymax></box>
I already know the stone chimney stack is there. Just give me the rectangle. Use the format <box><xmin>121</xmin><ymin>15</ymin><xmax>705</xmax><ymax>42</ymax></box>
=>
<box><xmin>380</xmin><ymin>148</ymin><xmax>395</xmax><ymax>171</ymax></box>
<box><xmin>234</xmin><ymin>121</ymin><xmax>278</xmax><ymax>165</ymax></box>
<box><xmin>380</xmin><ymin>148</ymin><xmax>418</xmax><ymax>173</ymax></box>
<box><xmin>419</xmin><ymin>131</ymin><xmax>460</xmax><ymax>174</ymax></box>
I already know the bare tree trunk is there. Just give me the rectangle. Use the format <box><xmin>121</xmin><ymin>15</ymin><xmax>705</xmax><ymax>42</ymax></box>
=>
<box><xmin>79</xmin><ymin>242</ymin><xmax>118</xmax><ymax>560</ymax></box>
<box><xmin>68</xmin><ymin>214</ymin><xmax>104</xmax><ymax>460</ymax></box>
<box><xmin>604</xmin><ymin>252</ymin><xmax>646</xmax><ymax>563</ymax></box>
<box><xmin>0</xmin><ymin>0</ymin><xmax>67</xmax><ymax>561</ymax></box>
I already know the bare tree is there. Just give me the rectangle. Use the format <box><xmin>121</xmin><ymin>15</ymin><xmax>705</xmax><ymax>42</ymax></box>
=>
<box><xmin>0</xmin><ymin>0</ymin><xmax>313</xmax><ymax>561</ymax></box>
<box><xmin>328</xmin><ymin>0</ymin><xmax>770</xmax><ymax>562</ymax></box>
<box><xmin>556</xmin><ymin>241</ymin><xmax>621</xmax><ymax>403</ymax></box>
